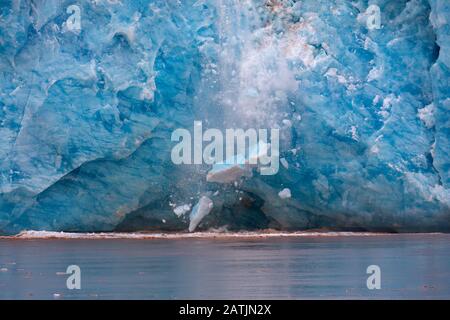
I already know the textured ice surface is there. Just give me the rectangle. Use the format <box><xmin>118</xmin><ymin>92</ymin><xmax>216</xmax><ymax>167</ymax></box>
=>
<box><xmin>0</xmin><ymin>0</ymin><xmax>449</xmax><ymax>234</ymax></box>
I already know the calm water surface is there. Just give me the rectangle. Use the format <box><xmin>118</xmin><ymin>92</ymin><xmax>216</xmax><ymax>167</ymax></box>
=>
<box><xmin>1</xmin><ymin>234</ymin><xmax>449</xmax><ymax>299</ymax></box>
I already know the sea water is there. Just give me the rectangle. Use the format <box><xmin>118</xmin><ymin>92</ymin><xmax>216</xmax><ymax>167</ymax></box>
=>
<box><xmin>0</xmin><ymin>233</ymin><xmax>449</xmax><ymax>299</ymax></box>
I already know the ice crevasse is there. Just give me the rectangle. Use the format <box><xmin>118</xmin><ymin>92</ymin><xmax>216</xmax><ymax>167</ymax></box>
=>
<box><xmin>0</xmin><ymin>0</ymin><xmax>449</xmax><ymax>234</ymax></box>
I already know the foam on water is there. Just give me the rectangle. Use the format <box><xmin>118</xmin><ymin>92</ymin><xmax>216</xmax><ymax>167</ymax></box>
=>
<box><xmin>1</xmin><ymin>230</ymin><xmax>444</xmax><ymax>240</ymax></box>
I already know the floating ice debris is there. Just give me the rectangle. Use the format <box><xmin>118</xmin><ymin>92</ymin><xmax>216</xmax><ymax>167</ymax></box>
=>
<box><xmin>189</xmin><ymin>196</ymin><xmax>214</xmax><ymax>232</ymax></box>
<box><xmin>0</xmin><ymin>268</ymin><xmax>8</xmax><ymax>272</ymax></box>
<box><xmin>278</xmin><ymin>188</ymin><xmax>292</xmax><ymax>199</ymax></box>
<box><xmin>173</xmin><ymin>204</ymin><xmax>191</xmax><ymax>217</ymax></box>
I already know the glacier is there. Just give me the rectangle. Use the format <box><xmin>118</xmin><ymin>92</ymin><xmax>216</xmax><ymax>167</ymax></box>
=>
<box><xmin>0</xmin><ymin>0</ymin><xmax>449</xmax><ymax>235</ymax></box>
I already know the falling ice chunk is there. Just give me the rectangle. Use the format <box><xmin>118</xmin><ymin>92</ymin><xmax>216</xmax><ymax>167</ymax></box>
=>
<box><xmin>278</xmin><ymin>188</ymin><xmax>291</xmax><ymax>199</ymax></box>
<box><xmin>247</xmin><ymin>141</ymin><xmax>270</xmax><ymax>165</ymax></box>
<box><xmin>189</xmin><ymin>196</ymin><xmax>214</xmax><ymax>232</ymax></box>
<box><xmin>280</xmin><ymin>158</ymin><xmax>289</xmax><ymax>169</ymax></box>
<box><xmin>173</xmin><ymin>204</ymin><xmax>191</xmax><ymax>217</ymax></box>
<box><xmin>206</xmin><ymin>141</ymin><xmax>269</xmax><ymax>183</ymax></box>
<box><xmin>282</xmin><ymin>119</ymin><xmax>292</xmax><ymax>127</ymax></box>
<box><xmin>206</xmin><ymin>163</ymin><xmax>251</xmax><ymax>183</ymax></box>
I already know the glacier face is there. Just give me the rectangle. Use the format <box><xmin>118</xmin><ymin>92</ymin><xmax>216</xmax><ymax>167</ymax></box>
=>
<box><xmin>0</xmin><ymin>0</ymin><xmax>449</xmax><ymax>234</ymax></box>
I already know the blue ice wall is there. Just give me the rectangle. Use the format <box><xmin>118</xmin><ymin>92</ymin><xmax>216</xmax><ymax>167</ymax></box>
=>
<box><xmin>0</xmin><ymin>0</ymin><xmax>448</xmax><ymax>234</ymax></box>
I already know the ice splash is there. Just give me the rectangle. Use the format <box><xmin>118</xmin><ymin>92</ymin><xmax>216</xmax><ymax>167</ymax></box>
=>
<box><xmin>216</xmin><ymin>0</ymin><xmax>299</xmax><ymax>132</ymax></box>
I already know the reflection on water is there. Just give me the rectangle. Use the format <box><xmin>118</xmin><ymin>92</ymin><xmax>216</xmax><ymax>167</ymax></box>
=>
<box><xmin>0</xmin><ymin>234</ymin><xmax>449</xmax><ymax>299</ymax></box>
